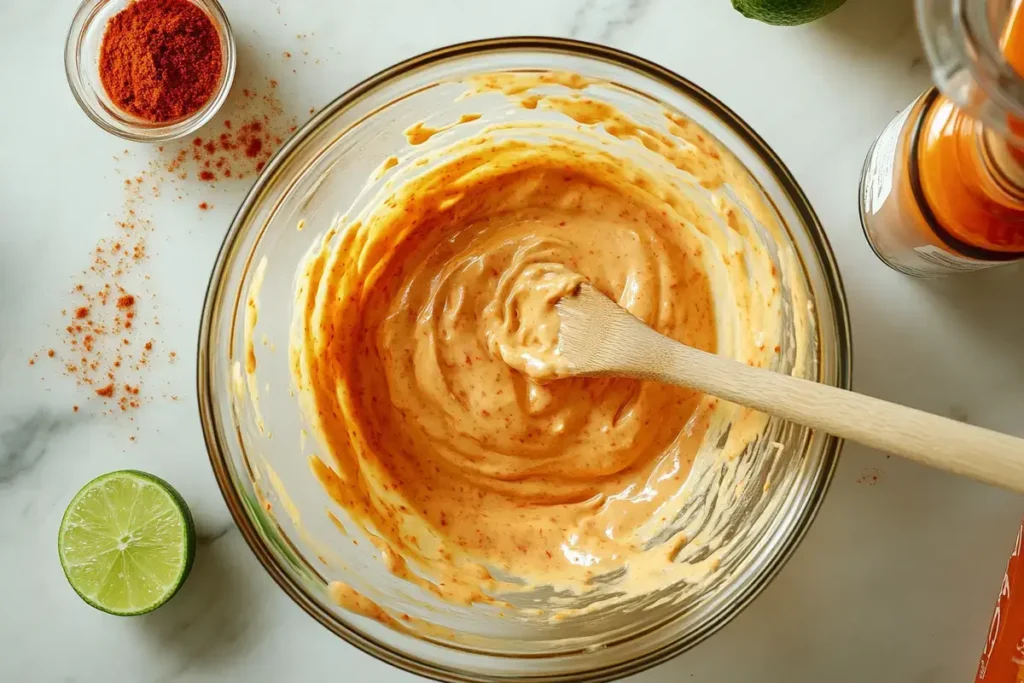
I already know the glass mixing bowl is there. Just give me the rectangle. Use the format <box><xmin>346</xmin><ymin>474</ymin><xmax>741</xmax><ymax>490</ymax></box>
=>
<box><xmin>198</xmin><ymin>38</ymin><xmax>851</xmax><ymax>682</ymax></box>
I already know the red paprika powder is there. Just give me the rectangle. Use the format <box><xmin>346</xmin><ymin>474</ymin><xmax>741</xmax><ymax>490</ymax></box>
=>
<box><xmin>99</xmin><ymin>0</ymin><xmax>223</xmax><ymax>123</ymax></box>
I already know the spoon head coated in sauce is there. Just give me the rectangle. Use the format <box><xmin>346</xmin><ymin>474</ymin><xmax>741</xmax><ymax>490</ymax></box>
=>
<box><xmin>555</xmin><ymin>284</ymin><xmax>668</xmax><ymax>379</ymax></box>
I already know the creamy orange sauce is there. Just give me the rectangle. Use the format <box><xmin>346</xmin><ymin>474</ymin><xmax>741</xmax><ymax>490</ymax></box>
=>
<box><xmin>483</xmin><ymin>261</ymin><xmax>583</xmax><ymax>379</ymax></box>
<box><xmin>328</xmin><ymin>581</ymin><xmax>398</xmax><ymax>627</ymax></box>
<box><xmin>287</xmin><ymin>72</ymin><xmax>799</xmax><ymax>612</ymax></box>
<box><xmin>404</xmin><ymin>113</ymin><xmax>482</xmax><ymax>145</ymax></box>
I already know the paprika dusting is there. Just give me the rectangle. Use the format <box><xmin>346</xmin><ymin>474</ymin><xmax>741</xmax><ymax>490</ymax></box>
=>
<box><xmin>99</xmin><ymin>0</ymin><xmax>223</xmax><ymax>123</ymax></box>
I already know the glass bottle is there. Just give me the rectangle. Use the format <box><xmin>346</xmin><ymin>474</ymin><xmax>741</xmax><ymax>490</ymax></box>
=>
<box><xmin>860</xmin><ymin>0</ymin><xmax>1024</xmax><ymax>276</ymax></box>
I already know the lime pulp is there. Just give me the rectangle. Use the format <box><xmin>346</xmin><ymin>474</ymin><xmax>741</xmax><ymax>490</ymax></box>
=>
<box><xmin>58</xmin><ymin>470</ymin><xmax>196</xmax><ymax>616</ymax></box>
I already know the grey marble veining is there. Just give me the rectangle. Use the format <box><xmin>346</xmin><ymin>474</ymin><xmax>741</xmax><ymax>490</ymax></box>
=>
<box><xmin>568</xmin><ymin>0</ymin><xmax>653</xmax><ymax>42</ymax></box>
<box><xmin>0</xmin><ymin>409</ymin><xmax>76</xmax><ymax>486</ymax></box>
<box><xmin>196</xmin><ymin>521</ymin><xmax>237</xmax><ymax>547</ymax></box>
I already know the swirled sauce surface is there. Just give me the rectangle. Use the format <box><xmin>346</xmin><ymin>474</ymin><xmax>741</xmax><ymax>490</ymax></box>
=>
<box><xmin>290</xmin><ymin>73</ymin><xmax>795</xmax><ymax>605</ymax></box>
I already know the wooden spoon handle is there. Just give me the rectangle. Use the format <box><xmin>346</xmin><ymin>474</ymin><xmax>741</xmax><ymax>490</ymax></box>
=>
<box><xmin>614</xmin><ymin>322</ymin><xmax>1024</xmax><ymax>492</ymax></box>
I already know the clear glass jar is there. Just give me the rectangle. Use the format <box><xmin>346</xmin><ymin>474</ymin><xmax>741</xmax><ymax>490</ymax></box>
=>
<box><xmin>860</xmin><ymin>0</ymin><xmax>1024</xmax><ymax>276</ymax></box>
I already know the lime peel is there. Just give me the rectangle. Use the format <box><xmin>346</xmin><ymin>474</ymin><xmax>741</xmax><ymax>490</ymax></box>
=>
<box><xmin>732</xmin><ymin>0</ymin><xmax>847</xmax><ymax>26</ymax></box>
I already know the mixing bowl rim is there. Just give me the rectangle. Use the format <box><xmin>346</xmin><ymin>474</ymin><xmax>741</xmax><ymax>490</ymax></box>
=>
<box><xmin>197</xmin><ymin>36</ymin><xmax>852</xmax><ymax>683</ymax></box>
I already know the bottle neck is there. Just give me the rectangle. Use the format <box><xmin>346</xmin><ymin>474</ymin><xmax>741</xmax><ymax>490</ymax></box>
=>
<box><xmin>917</xmin><ymin>0</ymin><xmax>1024</xmax><ymax>144</ymax></box>
<box><xmin>913</xmin><ymin>91</ymin><xmax>1024</xmax><ymax>253</ymax></box>
<box><xmin>928</xmin><ymin>93</ymin><xmax>1024</xmax><ymax>203</ymax></box>
<box><xmin>981</xmin><ymin>125</ymin><xmax>1024</xmax><ymax>197</ymax></box>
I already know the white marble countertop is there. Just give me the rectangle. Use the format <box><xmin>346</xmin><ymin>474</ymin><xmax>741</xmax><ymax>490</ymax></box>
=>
<box><xmin>3</xmin><ymin>1</ymin><xmax>1024</xmax><ymax>681</ymax></box>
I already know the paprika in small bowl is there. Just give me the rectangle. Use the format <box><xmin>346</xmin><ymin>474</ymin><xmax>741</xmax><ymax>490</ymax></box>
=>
<box><xmin>65</xmin><ymin>0</ymin><xmax>236</xmax><ymax>142</ymax></box>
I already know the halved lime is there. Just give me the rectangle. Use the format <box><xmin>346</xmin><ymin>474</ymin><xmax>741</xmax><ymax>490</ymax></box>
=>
<box><xmin>58</xmin><ymin>470</ymin><xmax>196</xmax><ymax>616</ymax></box>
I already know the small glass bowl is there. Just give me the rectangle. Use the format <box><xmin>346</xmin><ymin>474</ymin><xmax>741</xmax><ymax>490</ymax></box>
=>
<box><xmin>64</xmin><ymin>0</ymin><xmax>236</xmax><ymax>142</ymax></box>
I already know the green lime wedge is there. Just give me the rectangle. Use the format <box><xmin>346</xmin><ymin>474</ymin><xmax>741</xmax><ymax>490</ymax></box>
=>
<box><xmin>58</xmin><ymin>470</ymin><xmax>196</xmax><ymax>616</ymax></box>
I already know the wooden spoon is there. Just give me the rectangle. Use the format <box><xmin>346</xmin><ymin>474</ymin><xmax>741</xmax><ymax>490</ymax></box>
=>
<box><xmin>555</xmin><ymin>284</ymin><xmax>1024</xmax><ymax>492</ymax></box>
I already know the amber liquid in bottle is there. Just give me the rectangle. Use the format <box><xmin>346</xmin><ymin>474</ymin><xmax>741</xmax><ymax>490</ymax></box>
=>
<box><xmin>860</xmin><ymin>3</ymin><xmax>1024</xmax><ymax>275</ymax></box>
